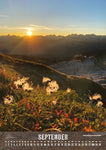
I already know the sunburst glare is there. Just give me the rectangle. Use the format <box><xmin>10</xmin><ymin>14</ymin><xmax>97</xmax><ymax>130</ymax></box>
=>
<box><xmin>27</xmin><ymin>30</ymin><xmax>32</xmax><ymax>36</ymax></box>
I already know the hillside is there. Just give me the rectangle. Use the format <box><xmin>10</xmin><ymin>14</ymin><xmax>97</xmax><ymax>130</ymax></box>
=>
<box><xmin>0</xmin><ymin>53</ymin><xmax>106</xmax><ymax>101</ymax></box>
<box><xmin>0</xmin><ymin>53</ymin><xmax>106</xmax><ymax>131</ymax></box>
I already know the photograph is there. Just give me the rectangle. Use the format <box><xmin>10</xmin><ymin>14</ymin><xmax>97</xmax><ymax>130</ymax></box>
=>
<box><xmin>0</xmin><ymin>0</ymin><xmax>106</xmax><ymax>149</ymax></box>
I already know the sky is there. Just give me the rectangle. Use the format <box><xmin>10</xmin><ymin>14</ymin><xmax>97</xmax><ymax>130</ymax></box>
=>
<box><xmin>0</xmin><ymin>0</ymin><xmax>106</xmax><ymax>35</ymax></box>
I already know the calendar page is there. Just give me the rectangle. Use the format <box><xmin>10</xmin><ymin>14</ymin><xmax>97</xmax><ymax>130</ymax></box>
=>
<box><xmin>0</xmin><ymin>0</ymin><xmax>106</xmax><ymax>149</ymax></box>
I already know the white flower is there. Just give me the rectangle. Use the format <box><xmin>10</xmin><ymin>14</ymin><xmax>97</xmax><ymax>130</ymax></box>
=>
<box><xmin>4</xmin><ymin>95</ymin><xmax>13</xmax><ymax>105</ymax></box>
<box><xmin>66</xmin><ymin>88</ymin><xmax>71</xmax><ymax>93</ymax></box>
<box><xmin>52</xmin><ymin>100</ymin><xmax>57</xmax><ymax>105</ymax></box>
<box><xmin>42</xmin><ymin>77</ymin><xmax>51</xmax><ymax>84</ymax></box>
<box><xmin>14</xmin><ymin>80</ymin><xmax>21</xmax><ymax>89</ymax></box>
<box><xmin>22</xmin><ymin>82</ymin><xmax>33</xmax><ymax>91</ymax></box>
<box><xmin>89</xmin><ymin>93</ymin><xmax>102</xmax><ymax>100</ymax></box>
<box><xmin>14</xmin><ymin>77</ymin><xmax>29</xmax><ymax>89</ymax></box>
<box><xmin>46</xmin><ymin>80</ymin><xmax>59</xmax><ymax>94</ymax></box>
<box><xmin>96</xmin><ymin>101</ymin><xmax>103</xmax><ymax>107</ymax></box>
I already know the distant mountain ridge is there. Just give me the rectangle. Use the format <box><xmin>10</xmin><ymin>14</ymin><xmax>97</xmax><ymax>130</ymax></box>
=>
<box><xmin>0</xmin><ymin>35</ymin><xmax>106</xmax><ymax>59</ymax></box>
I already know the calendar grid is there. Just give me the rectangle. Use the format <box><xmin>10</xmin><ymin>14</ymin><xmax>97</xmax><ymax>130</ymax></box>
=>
<box><xmin>0</xmin><ymin>132</ymin><xmax>105</xmax><ymax>149</ymax></box>
<box><xmin>4</xmin><ymin>140</ymin><xmax>102</xmax><ymax>147</ymax></box>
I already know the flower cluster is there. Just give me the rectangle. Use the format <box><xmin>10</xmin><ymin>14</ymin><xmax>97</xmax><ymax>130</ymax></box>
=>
<box><xmin>4</xmin><ymin>95</ymin><xmax>13</xmax><ymax>105</ymax></box>
<box><xmin>89</xmin><ymin>93</ymin><xmax>102</xmax><ymax>100</ymax></box>
<box><xmin>0</xmin><ymin>86</ymin><xmax>105</xmax><ymax>132</ymax></box>
<box><xmin>89</xmin><ymin>93</ymin><xmax>103</xmax><ymax>107</ymax></box>
<box><xmin>14</xmin><ymin>77</ymin><xmax>33</xmax><ymax>91</ymax></box>
<box><xmin>0</xmin><ymin>67</ymin><xmax>105</xmax><ymax>132</ymax></box>
<box><xmin>46</xmin><ymin>80</ymin><xmax>59</xmax><ymax>95</ymax></box>
<box><xmin>42</xmin><ymin>77</ymin><xmax>59</xmax><ymax>95</ymax></box>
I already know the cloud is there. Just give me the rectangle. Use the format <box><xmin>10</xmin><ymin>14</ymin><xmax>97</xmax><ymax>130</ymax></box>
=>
<box><xmin>0</xmin><ymin>25</ymin><xmax>82</xmax><ymax>35</ymax></box>
<box><xmin>16</xmin><ymin>26</ymin><xmax>35</xmax><ymax>31</ymax></box>
<box><xmin>0</xmin><ymin>14</ymin><xmax>8</xmax><ymax>18</ymax></box>
<box><xmin>0</xmin><ymin>24</ymin><xmax>53</xmax><ymax>30</ymax></box>
<box><xmin>29</xmin><ymin>24</ymin><xmax>53</xmax><ymax>30</ymax></box>
<box><xmin>0</xmin><ymin>24</ymin><xmax>53</xmax><ymax>32</ymax></box>
<box><xmin>0</xmin><ymin>26</ymin><xmax>32</xmax><ymax>31</ymax></box>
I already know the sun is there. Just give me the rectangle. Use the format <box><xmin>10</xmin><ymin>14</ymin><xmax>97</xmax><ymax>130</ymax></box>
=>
<box><xmin>27</xmin><ymin>30</ymin><xmax>32</xmax><ymax>36</ymax></box>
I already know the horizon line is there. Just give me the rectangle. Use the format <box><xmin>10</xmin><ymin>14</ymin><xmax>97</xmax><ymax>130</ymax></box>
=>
<box><xmin>0</xmin><ymin>33</ymin><xmax>106</xmax><ymax>37</ymax></box>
